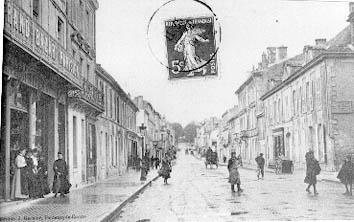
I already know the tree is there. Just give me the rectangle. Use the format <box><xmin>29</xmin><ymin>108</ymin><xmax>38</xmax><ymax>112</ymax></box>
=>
<box><xmin>170</xmin><ymin>122</ymin><xmax>184</xmax><ymax>141</ymax></box>
<box><xmin>183</xmin><ymin>122</ymin><xmax>198</xmax><ymax>143</ymax></box>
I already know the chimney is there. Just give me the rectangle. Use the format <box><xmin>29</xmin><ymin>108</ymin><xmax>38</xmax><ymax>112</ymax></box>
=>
<box><xmin>267</xmin><ymin>47</ymin><xmax>276</xmax><ymax>64</ymax></box>
<box><xmin>348</xmin><ymin>2</ymin><xmax>354</xmax><ymax>45</ymax></box>
<box><xmin>277</xmin><ymin>46</ymin><xmax>287</xmax><ymax>61</ymax></box>
<box><xmin>315</xmin><ymin>38</ymin><xmax>326</xmax><ymax>46</ymax></box>
<box><xmin>261</xmin><ymin>52</ymin><xmax>268</xmax><ymax>68</ymax></box>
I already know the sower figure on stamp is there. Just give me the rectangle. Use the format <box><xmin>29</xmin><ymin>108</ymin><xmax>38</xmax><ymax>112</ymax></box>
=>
<box><xmin>304</xmin><ymin>150</ymin><xmax>321</xmax><ymax>195</ymax></box>
<box><xmin>337</xmin><ymin>155</ymin><xmax>354</xmax><ymax>196</ymax></box>
<box><xmin>255</xmin><ymin>153</ymin><xmax>265</xmax><ymax>180</ymax></box>
<box><xmin>228</xmin><ymin>153</ymin><xmax>243</xmax><ymax>193</ymax></box>
<box><xmin>52</xmin><ymin>152</ymin><xmax>71</xmax><ymax>197</ymax></box>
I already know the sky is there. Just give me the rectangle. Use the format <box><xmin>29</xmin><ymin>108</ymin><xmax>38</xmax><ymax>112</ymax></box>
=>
<box><xmin>95</xmin><ymin>0</ymin><xmax>350</xmax><ymax>127</ymax></box>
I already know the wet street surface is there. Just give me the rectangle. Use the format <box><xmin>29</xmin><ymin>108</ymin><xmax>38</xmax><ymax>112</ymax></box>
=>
<box><xmin>0</xmin><ymin>170</ymin><xmax>158</xmax><ymax>222</ymax></box>
<box><xmin>116</xmin><ymin>153</ymin><xmax>354</xmax><ymax>221</ymax></box>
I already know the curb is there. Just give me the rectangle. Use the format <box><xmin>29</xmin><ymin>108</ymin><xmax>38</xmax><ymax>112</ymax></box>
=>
<box><xmin>100</xmin><ymin>174</ymin><xmax>160</xmax><ymax>222</ymax></box>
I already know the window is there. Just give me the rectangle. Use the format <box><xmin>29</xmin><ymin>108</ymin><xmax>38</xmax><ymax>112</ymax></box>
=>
<box><xmin>278</xmin><ymin>99</ymin><xmax>281</xmax><ymax>122</ymax></box>
<box><xmin>111</xmin><ymin>135</ymin><xmax>114</xmax><ymax>166</ymax></box>
<box><xmin>86</xmin><ymin>64</ymin><xmax>90</xmax><ymax>80</ymax></box>
<box><xmin>79</xmin><ymin>57</ymin><xmax>83</xmax><ymax>74</ymax></box>
<box><xmin>86</xmin><ymin>10</ymin><xmax>90</xmax><ymax>39</ymax></box>
<box><xmin>73</xmin><ymin>116</ymin><xmax>78</xmax><ymax>168</ymax></box>
<box><xmin>57</xmin><ymin>17</ymin><xmax>64</xmax><ymax>45</ymax></box>
<box><xmin>292</xmin><ymin>90</ymin><xmax>296</xmax><ymax>117</ymax></box>
<box><xmin>33</xmin><ymin>0</ymin><xmax>39</xmax><ymax>20</ymax></box>
<box><xmin>306</xmin><ymin>82</ymin><xmax>309</xmax><ymax>111</ymax></box>
<box><xmin>300</xmin><ymin>86</ymin><xmax>303</xmax><ymax>113</ymax></box>
<box><xmin>116</xmin><ymin>97</ymin><xmax>120</xmax><ymax>123</ymax></box>
<box><xmin>110</xmin><ymin>89</ymin><xmax>113</xmax><ymax>118</ymax></box>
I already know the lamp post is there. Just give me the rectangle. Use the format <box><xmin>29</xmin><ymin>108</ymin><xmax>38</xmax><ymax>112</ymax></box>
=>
<box><xmin>139</xmin><ymin>123</ymin><xmax>147</xmax><ymax>158</ymax></box>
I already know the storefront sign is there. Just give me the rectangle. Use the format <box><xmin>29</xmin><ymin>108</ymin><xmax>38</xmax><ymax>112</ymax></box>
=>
<box><xmin>165</xmin><ymin>16</ymin><xmax>218</xmax><ymax>79</ymax></box>
<box><xmin>332</xmin><ymin>101</ymin><xmax>353</xmax><ymax>114</ymax></box>
<box><xmin>4</xmin><ymin>0</ymin><xmax>81</xmax><ymax>88</ymax></box>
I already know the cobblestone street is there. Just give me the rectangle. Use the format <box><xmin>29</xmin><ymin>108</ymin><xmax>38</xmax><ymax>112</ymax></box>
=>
<box><xmin>116</xmin><ymin>152</ymin><xmax>354</xmax><ymax>221</ymax></box>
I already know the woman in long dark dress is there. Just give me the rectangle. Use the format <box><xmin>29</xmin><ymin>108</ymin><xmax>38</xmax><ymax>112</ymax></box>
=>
<box><xmin>337</xmin><ymin>155</ymin><xmax>354</xmax><ymax>196</ymax></box>
<box><xmin>228</xmin><ymin>153</ymin><xmax>243</xmax><ymax>192</ymax></box>
<box><xmin>38</xmin><ymin>155</ymin><xmax>50</xmax><ymax>196</ymax></box>
<box><xmin>29</xmin><ymin>149</ymin><xmax>45</xmax><ymax>198</ymax></box>
<box><xmin>53</xmin><ymin>152</ymin><xmax>70</xmax><ymax>197</ymax></box>
<box><xmin>158</xmin><ymin>154</ymin><xmax>171</xmax><ymax>184</ymax></box>
<box><xmin>25</xmin><ymin>150</ymin><xmax>36</xmax><ymax>199</ymax></box>
<box><xmin>304</xmin><ymin>151</ymin><xmax>321</xmax><ymax>195</ymax></box>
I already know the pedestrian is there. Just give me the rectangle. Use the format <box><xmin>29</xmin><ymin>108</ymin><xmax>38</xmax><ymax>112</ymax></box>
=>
<box><xmin>304</xmin><ymin>150</ymin><xmax>321</xmax><ymax>195</ymax></box>
<box><xmin>158</xmin><ymin>153</ymin><xmax>171</xmax><ymax>184</ymax></box>
<box><xmin>25</xmin><ymin>150</ymin><xmax>36</xmax><ymax>199</ymax></box>
<box><xmin>337</xmin><ymin>155</ymin><xmax>354</xmax><ymax>196</ymax></box>
<box><xmin>29</xmin><ymin>149</ymin><xmax>44</xmax><ymax>198</ymax></box>
<box><xmin>237</xmin><ymin>154</ymin><xmax>243</xmax><ymax>167</ymax></box>
<box><xmin>223</xmin><ymin>156</ymin><xmax>227</xmax><ymax>163</ymax></box>
<box><xmin>140</xmin><ymin>155</ymin><xmax>149</xmax><ymax>182</ymax></box>
<box><xmin>255</xmin><ymin>153</ymin><xmax>265</xmax><ymax>180</ymax></box>
<box><xmin>228</xmin><ymin>153</ymin><xmax>243</xmax><ymax>193</ymax></box>
<box><xmin>150</xmin><ymin>156</ymin><xmax>155</xmax><ymax>169</ymax></box>
<box><xmin>155</xmin><ymin>157</ymin><xmax>160</xmax><ymax>169</ymax></box>
<box><xmin>275</xmin><ymin>153</ymin><xmax>283</xmax><ymax>174</ymax></box>
<box><xmin>10</xmin><ymin>149</ymin><xmax>27</xmax><ymax>199</ymax></box>
<box><xmin>38</xmin><ymin>154</ymin><xmax>50</xmax><ymax>196</ymax></box>
<box><xmin>52</xmin><ymin>152</ymin><xmax>71</xmax><ymax>197</ymax></box>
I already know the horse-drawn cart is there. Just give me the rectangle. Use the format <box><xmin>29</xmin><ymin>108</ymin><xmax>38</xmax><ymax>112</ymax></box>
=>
<box><xmin>205</xmin><ymin>150</ymin><xmax>218</xmax><ymax>168</ymax></box>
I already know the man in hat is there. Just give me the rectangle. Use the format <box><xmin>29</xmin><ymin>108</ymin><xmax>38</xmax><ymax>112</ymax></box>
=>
<box><xmin>255</xmin><ymin>153</ymin><xmax>265</xmax><ymax>180</ymax></box>
<box><xmin>52</xmin><ymin>152</ymin><xmax>70</xmax><ymax>197</ymax></box>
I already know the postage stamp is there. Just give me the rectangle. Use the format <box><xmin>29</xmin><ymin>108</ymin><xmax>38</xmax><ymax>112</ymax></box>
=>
<box><xmin>165</xmin><ymin>16</ymin><xmax>218</xmax><ymax>79</ymax></box>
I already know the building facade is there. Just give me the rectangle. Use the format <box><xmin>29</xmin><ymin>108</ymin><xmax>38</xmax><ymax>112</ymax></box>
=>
<box><xmin>95</xmin><ymin>65</ymin><xmax>138</xmax><ymax>179</ymax></box>
<box><xmin>1</xmin><ymin>0</ymin><xmax>103</xmax><ymax>200</ymax></box>
<box><xmin>261</xmin><ymin>22</ymin><xmax>354</xmax><ymax>171</ymax></box>
<box><xmin>133</xmin><ymin>96</ymin><xmax>175</xmax><ymax>160</ymax></box>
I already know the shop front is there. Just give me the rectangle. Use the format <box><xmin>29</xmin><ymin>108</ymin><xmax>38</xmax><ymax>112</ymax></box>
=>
<box><xmin>1</xmin><ymin>0</ymin><xmax>82</xmax><ymax>200</ymax></box>
<box><xmin>1</xmin><ymin>42</ymin><xmax>73</xmax><ymax>201</ymax></box>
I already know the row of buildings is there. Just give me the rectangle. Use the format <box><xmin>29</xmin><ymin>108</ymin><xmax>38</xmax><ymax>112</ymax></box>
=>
<box><xmin>0</xmin><ymin>0</ymin><xmax>175</xmax><ymax>201</ymax></box>
<box><xmin>195</xmin><ymin>2</ymin><xmax>354</xmax><ymax>171</ymax></box>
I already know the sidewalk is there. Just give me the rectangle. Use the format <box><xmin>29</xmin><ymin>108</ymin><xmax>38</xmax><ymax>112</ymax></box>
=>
<box><xmin>192</xmin><ymin>154</ymin><xmax>340</xmax><ymax>184</ymax></box>
<box><xmin>0</xmin><ymin>169</ymin><xmax>159</xmax><ymax>222</ymax></box>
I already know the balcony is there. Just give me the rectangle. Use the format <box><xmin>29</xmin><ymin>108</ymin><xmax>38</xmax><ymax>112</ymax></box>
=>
<box><xmin>68</xmin><ymin>78</ymin><xmax>105</xmax><ymax>116</ymax></box>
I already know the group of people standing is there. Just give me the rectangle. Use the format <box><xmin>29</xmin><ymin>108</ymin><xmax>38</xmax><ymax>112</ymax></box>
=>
<box><xmin>11</xmin><ymin>148</ymin><xmax>49</xmax><ymax>199</ymax></box>
<box><xmin>11</xmin><ymin>149</ymin><xmax>70</xmax><ymax>200</ymax></box>
<box><xmin>227</xmin><ymin>150</ymin><xmax>353</xmax><ymax>196</ymax></box>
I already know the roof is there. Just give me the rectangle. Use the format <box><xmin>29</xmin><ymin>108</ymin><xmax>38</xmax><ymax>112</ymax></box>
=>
<box><xmin>261</xmin><ymin>25</ymin><xmax>354</xmax><ymax>101</ymax></box>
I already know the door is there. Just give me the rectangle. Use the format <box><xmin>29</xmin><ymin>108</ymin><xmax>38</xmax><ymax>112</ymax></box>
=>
<box><xmin>87</xmin><ymin>123</ymin><xmax>97</xmax><ymax>182</ymax></box>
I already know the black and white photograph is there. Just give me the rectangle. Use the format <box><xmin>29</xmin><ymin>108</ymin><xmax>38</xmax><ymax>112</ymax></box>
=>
<box><xmin>0</xmin><ymin>0</ymin><xmax>353</xmax><ymax>221</ymax></box>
